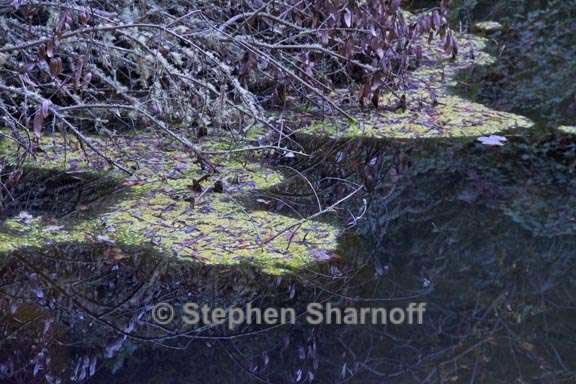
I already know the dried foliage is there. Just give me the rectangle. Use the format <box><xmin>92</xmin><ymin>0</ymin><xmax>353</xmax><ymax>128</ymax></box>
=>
<box><xmin>0</xmin><ymin>0</ymin><xmax>457</xmax><ymax>173</ymax></box>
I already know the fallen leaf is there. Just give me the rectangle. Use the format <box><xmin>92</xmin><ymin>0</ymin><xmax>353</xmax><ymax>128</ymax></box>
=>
<box><xmin>44</xmin><ymin>225</ymin><xmax>64</xmax><ymax>233</ymax></box>
<box><xmin>16</xmin><ymin>211</ymin><xmax>34</xmax><ymax>224</ymax></box>
<box><xmin>96</xmin><ymin>235</ymin><xmax>116</xmax><ymax>244</ymax></box>
<box><xmin>477</xmin><ymin>135</ymin><xmax>507</xmax><ymax>146</ymax></box>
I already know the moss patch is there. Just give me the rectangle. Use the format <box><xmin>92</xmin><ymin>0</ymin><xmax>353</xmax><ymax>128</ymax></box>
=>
<box><xmin>0</xmin><ymin>133</ymin><xmax>340</xmax><ymax>273</ymax></box>
<box><xmin>300</xmin><ymin>33</ymin><xmax>533</xmax><ymax>139</ymax></box>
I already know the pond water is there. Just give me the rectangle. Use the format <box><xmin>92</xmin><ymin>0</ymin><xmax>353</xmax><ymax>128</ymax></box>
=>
<box><xmin>1</xmin><ymin>3</ymin><xmax>575</xmax><ymax>382</ymax></box>
<box><xmin>1</xmin><ymin>129</ymin><xmax>575</xmax><ymax>383</ymax></box>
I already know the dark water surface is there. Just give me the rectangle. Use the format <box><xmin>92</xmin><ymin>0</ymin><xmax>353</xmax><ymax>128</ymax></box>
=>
<box><xmin>1</xmin><ymin>130</ymin><xmax>575</xmax><ymax>383</ymax></box>
<box><xmin>2</xmin><ymin>1</ymin><xmax>575</xmax><ymax>382</ymax></box>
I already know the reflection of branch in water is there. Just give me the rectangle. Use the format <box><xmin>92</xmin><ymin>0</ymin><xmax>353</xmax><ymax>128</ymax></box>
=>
<box><xmin>1</xmin><ymin>232</ymin><xmax>573</xmax><ymax>383</ymax></box>
<box><xmin>257</xmin><ymin>185</ymin><xmax>365</xmax><ymax>248</ymax></box>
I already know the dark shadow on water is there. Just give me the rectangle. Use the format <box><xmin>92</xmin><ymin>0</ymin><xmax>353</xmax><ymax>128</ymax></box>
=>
<box><xmin>447</xmin><ymin>25</ymin><xmax>576</xmax><ymax>129</ymax></box>
<box><xmin>0</xmin><ymin>241</ymin><xmax>442</xmax><ymax>383</ymax></box>
<box><xmin>233</xmin><ymin>129</ymin><xmax>576</xmax><ymax>383</ymax></box>
<box><xmin>0</xmin><ymin>167</ymin><xmax>125</xmax><ymax>222</ymax></box>
<box><xmin>2</xmin><ymin>27</ymin><xmax>576</xmax><ymax>382</ymax></box>
<box><xmin>1</xmin><ymin>131</ymin><xmax>576</xmax><ymax>383</ymax></box>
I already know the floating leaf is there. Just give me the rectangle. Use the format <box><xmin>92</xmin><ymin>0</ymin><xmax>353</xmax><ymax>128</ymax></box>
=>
<box><xmin>478</xmin><ymin>135</ymin><xmax>508</xmax><ymax>146</ymax></box>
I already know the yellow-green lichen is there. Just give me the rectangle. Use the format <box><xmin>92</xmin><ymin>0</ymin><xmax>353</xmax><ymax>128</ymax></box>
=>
<box><xmin>100</xmin><ymin>162</ymin><xmax>337</xmax><ymax>273</ymax></box>
<box><xmin>300</xmin><ymin>34</ymin><xmax>533</xmax><ymax>139</ymax></box>
<box><xmin>0</xmin><ymin>215</ymin><xmax>97</xmax><ymax>253</ymax></box>
<box><xmin>0</xmin><ymin>133</ymin><xmax>340</xmax><ymax>274</ymax></box>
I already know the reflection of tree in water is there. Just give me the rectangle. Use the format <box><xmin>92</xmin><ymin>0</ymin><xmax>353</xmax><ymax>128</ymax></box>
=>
<box><xmin>3</xmin><ymin>132</ymin><xmax>576</xmax><ymax>383</ymax></box>
<box><xmin>0</xmin><ymin>240</ymin><xmax>466</xmax><ymax>383</ymax></box>
<box><xmin>1</xmin><ymin>229</ymin><xmax>574</xmax><ymax>383</ymax></box>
